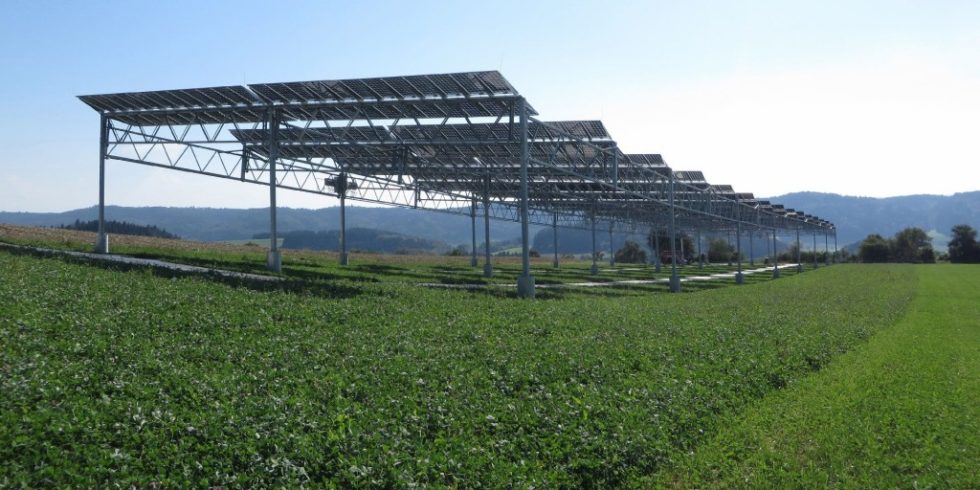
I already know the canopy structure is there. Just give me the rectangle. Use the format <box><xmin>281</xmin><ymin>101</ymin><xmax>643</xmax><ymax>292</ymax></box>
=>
<box><xmin>80</xmin><ymin>70</ymin><xmax>836</xmax><ymax>297</ymax></box>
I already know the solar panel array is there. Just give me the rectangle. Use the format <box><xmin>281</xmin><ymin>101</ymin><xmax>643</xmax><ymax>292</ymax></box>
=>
<box><xmin>80</xmin><ymin>70</ymin><xmax>834</xmax><ymax>241</ymax></box>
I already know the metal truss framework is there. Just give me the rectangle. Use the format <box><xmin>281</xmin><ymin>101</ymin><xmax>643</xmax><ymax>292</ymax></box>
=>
<box><xmin>80</xmin><ymin>71</ymin><xmax>836</xmax><ymax>297</ymax></box>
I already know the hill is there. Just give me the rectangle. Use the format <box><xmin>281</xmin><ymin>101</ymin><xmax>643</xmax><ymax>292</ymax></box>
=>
<box><xmin>0</xmin><ymin>205</ymin><xmax>537</xmax><ymax>249</ymax></box>
<box><xmin>2</xmin><ymin>191</ymin><xmax>978</xmax><ymax>252</ymax></box>
<box><xmin>768</xmin><ymin>191</ymin><xmax>980</xmax><ymax>250</ymax></box>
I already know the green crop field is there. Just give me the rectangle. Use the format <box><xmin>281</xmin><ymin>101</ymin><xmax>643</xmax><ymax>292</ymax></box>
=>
<box><xmin>1</xmin><ymin>232</ymin><xmax>976</xmax><ymax>487</ymax></box>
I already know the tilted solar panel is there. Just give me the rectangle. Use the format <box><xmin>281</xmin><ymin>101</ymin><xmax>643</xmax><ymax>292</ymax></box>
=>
<box><xmin>79</xmin><ymin>85</ymin><xmax>260</xmax><ymax>113</ymax></box>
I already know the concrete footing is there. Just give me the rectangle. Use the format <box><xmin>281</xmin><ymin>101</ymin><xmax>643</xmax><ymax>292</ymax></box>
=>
<box><xmin>735</xmin><ymin>272</ymin><xmax>744</xmax><ymax>284</ymax></box>
<box><xmin>339</xmin><ymin>252</ymin><xmax>349</xmax><ymax>266</ymax></box>
<box><xmin>669</xmin><ymin>274</ymin><xmax>681</xmax><ymax>292</ymax></box>
<box><xmin>483</xmin><ymin>263</ymin><xmax>493</xmax><ymax>278</ymax></box>
<box><xmin>95</xmin><ymin>233</ymin><xmax>109</xmax><ymax>254</ymax></box>
<box><xmin>266</xmin><ymin>250</ymin><xmax>282</xmax><ymax>272</ymax></box>
<box><xmin>517</xmin><ymin>274</ymin><xmax>535</xmax><ymax>298</ymax></box>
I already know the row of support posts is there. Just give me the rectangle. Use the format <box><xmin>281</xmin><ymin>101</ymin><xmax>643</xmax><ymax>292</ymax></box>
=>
<box><xmin>93</xmin><ymin>110</ymin><xmax>834</xmax><ymax>299</ymax></box>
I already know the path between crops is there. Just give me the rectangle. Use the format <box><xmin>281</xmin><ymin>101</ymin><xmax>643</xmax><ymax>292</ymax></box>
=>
<box><xmin>419</xmin><ymin>263</ymin><xmax>803</xmax><ymax>289</ymax></box>
<box><xmin>0</xmin><ymin>242</ymin><xmax>283</xmax><ymax>283</ymax></box>
<box><xmin>1</xmin><ymin>242</ymin><xmax>807</xmax><ymax>291</ymax></box>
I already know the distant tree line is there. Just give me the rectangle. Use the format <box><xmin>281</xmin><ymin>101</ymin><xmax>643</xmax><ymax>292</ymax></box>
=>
<box><xmin>858</xmin><ymin>227</ymin><xmax>934</xmax><ymax>263</ymax></box>
<box><xmin>614</xmin><ymin>240</ymin><xmax>647</xmax><ymax>263</ymax></box>
<box><xmin>59</xmin><ymin>219</ymin><xmax>180</xmax><ymax>239</ymax></box>
<box><xmin>947</xmin><ymin>224</ymin><xmax>980</xmax><ymax>263</ymax></box>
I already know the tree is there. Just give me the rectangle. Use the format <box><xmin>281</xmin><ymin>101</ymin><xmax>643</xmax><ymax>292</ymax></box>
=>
<box><xmin>647</xmin><ymin>231</ymin><xmax>694</xmax><ymax>263</ymax></box>
<box><xmin>948</xmin><ymin>224</ymin><xmax>980</xmax><ymax>263</ymax></box>
<box><xmin>859</xmin><ymin>234</ymin><xmax>891</xmax><ymax>263</ymax></box>
<box><xmin>706</xmin><ymin>238</ymin><xmax>734</xmax><ymax>263</ymax></box>
<box><xmin>891</xmin><ymin>227</ymin><xmax>933</xmax><ymax>263</ymax></box>
<box><xmin>614</xmin><ymin>240</ymin><xmax>647</xmax><ymax>264</ymax></box>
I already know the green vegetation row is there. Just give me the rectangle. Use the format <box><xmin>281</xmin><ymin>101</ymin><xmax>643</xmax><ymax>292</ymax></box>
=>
<box><xmin>0</xmin><ymin>229</ymin><xmax>806</xmax><ymax>295</ymax></box>
<box><xmin>1</xmin><ymin>248</ymin><xmax>913</xmax><ymax>487</ymax></box>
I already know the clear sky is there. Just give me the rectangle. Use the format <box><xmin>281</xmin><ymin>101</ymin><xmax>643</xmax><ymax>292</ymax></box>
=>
<box><xmin>1</xmin><ymin>0</ymin><xmax>978</xmax><ymax>212</ymax></box>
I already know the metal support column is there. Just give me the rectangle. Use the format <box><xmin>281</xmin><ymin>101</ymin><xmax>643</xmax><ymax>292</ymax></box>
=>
<box><xmin>470</xmin><ymin>199</ymin><xmax>478</xmax><ymax>267</ymax></box>
<box><xmin>812</xmin><ymin>232</ymin><xmax>818</xmax><ymax>269</ymax></box>
<box><xmin>607</xmin><ymin>149</ymin><xmax>619</xmax><ymax>268</ymax></box>
<box><xmin>824</xmin><ymin>232</ymin><xmax>830</xmax><ymax>266</ymax></box>
<box><xmin>834</xmin><ymin>231</ymin><xmax>838</xmax><ymax>263</ymax></box>
<box><xmin>95</xmin><ymin>115</ymin><xmax>109</xmax><ymax>254</ymax></box>
<box><xmin>749</xmin><ymin>230</ymin><xmax>755</xmax><ymax>266</ymax></box>
<box><xmin>483</xmin><ymin>178</ymin><xmax>492</xmax><ymax>278</ymax></box>
<box><xmin>735</xmin><ymin>202</ymin><xmax>744</xmax><ymax>284</ymax></box>
<box><xmin>697</xmin><ymin>229</ymin><xmax>704</xmax><ymax>268</ymax></box>
<box><xmin>654</xmin><ymin>227</ymin><xmax>662</xmax><ymax>273</ymax></box>
<box><xmin>516</xmin><ymin>98</ymin><xmax>535</xmax><ymax>298</ymax></box>
<box><xmin>608</xmin><ymin>222</ymin><xmax>615</xmax><ymax>267</ymax></box>
<box><xmin>590</xmin><ymin>212</ymin><xmax>599</xmax><ymax>275</ymax></box>
<box><xmin>338</xmin><ymin>174</ymin><xmax>349</xmax><ymax>266</ymax></box>
<box><xmin>669</xmin><ymin>172</ymin><xmax>681</xmax><ymax>292</ymax></box>
<box><xmin>796</xmin><ymin>228</ymin><xmax>803</xmax><ymax>273</ymax></box>
<box><xmin>552</xmin><ymin>211</ymin><xmax>559</xmax><ymax>269</ymax></box>
<box><xmin>726</xmin><ymin>230</ymin><xmax>733</xmax><ymax>266</ymax></box>
<box><xmin>772</xmin><ymin>229</ymin><xmax>781</xmax><ymax>278</ymax></box>
<box><xmin>266</xmin><ymin>110</ymin><xmax>282</xmax><ymax>272</ymax></box>
<box><xmin>681</xmin><ymin>232</ymin><xmax>687</xmax><ymax>265</ymax></box>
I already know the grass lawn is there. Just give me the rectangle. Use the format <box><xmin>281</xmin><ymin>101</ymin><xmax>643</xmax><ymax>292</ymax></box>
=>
<box><xmin>657</xmin><ymin>264</ymin><xmax>980</xmax><ymax>488</ymax></box>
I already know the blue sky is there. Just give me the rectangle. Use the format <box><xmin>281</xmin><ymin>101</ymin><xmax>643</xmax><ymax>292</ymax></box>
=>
<box><xmin>2</xmin><ymin>0</ymin><xmax>978</xmax><ymax>211</ymax></box>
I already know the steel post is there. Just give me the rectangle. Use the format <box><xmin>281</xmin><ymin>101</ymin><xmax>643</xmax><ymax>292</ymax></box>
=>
<box><xmin>266</xmin><ymin>110</ymin><xmax>281</xmax><ymax>272</ymax></box>
<box><xmin>772</xmin><ymin>229</ymin><xmax>781</xmax><ymax>278</ymax></box>
<box><xmin>697</xmin><ymin>229</ymin><xmax>704</xmax><ymax>268</ymax></box>
<box><xmin>590</xmin><ymin>213</ymin><xmax>598</xmax><ymax>275</ymax></box>
<box><xmin>608</xmin><ymin>222</ymin><xmax>615</xmax><ymax>267</ymax></box>
<box><xmin>825</xmin><ymin>231</ymin><xmax>830</xmax><ymax>266</ymax></box>
<box><xmin>95</xmin><ymin>115</ymin><xmax>109</xmax><ymax>254</ymax></box>
<box><xmin>749</xmin><ymin>230</ymin><xmax>755</xmax><ymax>266</ymax></box>
<box><xmin>483</xmin><ymin>178</ymin><xmax>492</xmax><ymax>278</ymax></box>
<box><xmin>552</xmin><ymin>211</ymin><xmax>559</xmax><ymax>269</ymax></box>
<box><xmin>669</xmin><ymin>172</ymin><xmax>680</xmax><ymax>292</ymax></box>
<box><xmin>796</xmin><ymin>228</ymin><xmax>803</xmax><ymax>272</ymax></box>
<box><xmin>735</xmin><ymin>202</ymin><xmax>744</xmax><ymax>284</ymax></box>
<box><xmin>516</xmin><ymin>97</ymin><xmax>534</xmax><ymax>298</ymax></box>
<box><xmin>834</xmin><ymin>231</ymin><xmax>838</xmax><ymax>263</ymax></box>
<box><xmin>654</xmin><ymin>227</ymin><xmax>662</xmax><ymax>273</ymax></box>
<box><xmin>608</xmin><ymin>150</ymin><xmax>618</xmax><ymax>269</ymax></box>
<box><xmin>812</xmin><ymin>232</ymin><xmax>818</xmax><ymax>269</ymax></box>
<box><xmin>339</xmin><ymin>189</ymin><xmax>349</xmax><ymax>266</ymax></box>
<box><xmin>726</xmin><ymin>230</ymin><xmax>733</xmax><ymax>266</ymax></box>
<box><xmin>470</xmin><ymin>199</ymin><xmax>478</xmax><ymax>267</ymax></box>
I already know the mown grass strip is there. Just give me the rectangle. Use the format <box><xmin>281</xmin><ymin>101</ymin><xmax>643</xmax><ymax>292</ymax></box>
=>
<box><xmin>657</xmin><ymin>264</ymin><xmax>980</xmax><ymax>488</ymax></box>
